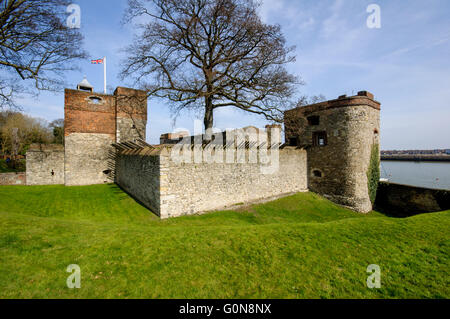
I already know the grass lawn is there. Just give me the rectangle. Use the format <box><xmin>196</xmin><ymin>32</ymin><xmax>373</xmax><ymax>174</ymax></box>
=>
<box><xmin>0</xmin><ymin>184</ymin><xmax>448</xmax><ymax>299</ymax></box>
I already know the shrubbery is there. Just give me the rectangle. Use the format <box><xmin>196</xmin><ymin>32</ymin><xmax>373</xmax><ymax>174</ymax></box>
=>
<box><xmin>367</xmin><ymin>143</ymin><xmax>380</xmax><ymax>204</ymax></box>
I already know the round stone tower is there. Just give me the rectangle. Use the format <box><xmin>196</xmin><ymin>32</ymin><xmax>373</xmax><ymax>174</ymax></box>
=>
<box><xmin>284</xmin><ymin>91</ymin><xmax>381</xmax><ymax>212</ymax></box>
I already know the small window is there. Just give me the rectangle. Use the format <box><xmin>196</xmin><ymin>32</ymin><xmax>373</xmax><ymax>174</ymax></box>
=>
<box><xmin>313</xmin><ymin>170</ymin><xmax>322</xmax><ymax>177</ymax></box>
<box><xmin>307</xmin><ymin>116</ymin><xmax>320</xmax><ymax>126</ymax></box>
<box><xmin>312</xmin><ymin>131</ymin><xmax>327</xmax><ymax>146</ymax></box>
<box><xmin>288</xmin><ymin>137</ymin><xmax>298</xmax><ymax>146</ymax></box>
<box><xmin>89</xmin><ymin>97</ymin><xmax>102</xmax><ymax>104</ymax></box>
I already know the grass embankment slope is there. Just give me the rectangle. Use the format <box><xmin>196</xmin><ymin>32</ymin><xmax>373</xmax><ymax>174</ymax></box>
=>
<box><xmin>0</xmin><ymin>184</ymin><xmax>448</xmax><ymax>299</ymax></box>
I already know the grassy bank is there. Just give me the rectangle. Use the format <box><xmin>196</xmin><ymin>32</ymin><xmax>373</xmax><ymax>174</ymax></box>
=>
<box><xmin>0</xmin><ymin>184</ymin><xmax>448</xmax><ymax>298</ymax></box>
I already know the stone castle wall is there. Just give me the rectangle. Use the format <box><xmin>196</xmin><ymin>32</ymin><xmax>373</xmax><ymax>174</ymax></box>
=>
<box><xmin>24</xmin><ymin>85</ymin><xmax>382</xmax><ymax>218</ymax></box>
<box><xmin>64</xmin><ymin>133</ymin><xmax>114</xmax><ymax>186</ymax></box>
<box><xmin>63</xmin><ymin>87</ymin><xmax>147</xmax><ymax>186</ymax></box>
<box><xmin>64</xmin><ymin>89</ymin><xmax>117</xmax><ymax>186</ymax></box>
<box><xmin>116</xmin><ymin>117</ymin><xmax>147</xmax><ymax>143</ymax></box>
<box><xmin>26</xmin><ymin>144</ymin><xmax>64</xmax><ymax>185</ymax></box>
<box><xmin>0</xmin><ymin>172</ymin><xmax>26</xmax><ymax>185</ymax></box>
<box><xmin>25</xmin><ymin>86</ymin><xmax>147</xmax><ymax>187</ymax></box>
<box><xmin>284</xmin><ymin>92</ymin><xmax>381</xmax><ymax>212</ymax></box>
<box><xmin>375</xmin><ymin>182</ymin><xmax>450</xmax><ymax>217</ymax></box>
<box><xmin>115</xmin><ymin>87</ymin><xmax>148</xmax><ymax>143</ymax></box>
<box><xmin>116</xmin><ymin>147</ymin><xmax>308</xmax><ymax>218</ymax></box>
<box><xmin>115</xmin><ymin>152</ymin><xmax>161</xmax><ymax>215</ymax></box>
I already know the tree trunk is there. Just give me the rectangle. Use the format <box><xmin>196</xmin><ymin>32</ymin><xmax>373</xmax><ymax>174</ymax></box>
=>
<box><xmin>204</xmin><ymin>97</ymin><xmax>214</xmax><ymax>140</ymax></box>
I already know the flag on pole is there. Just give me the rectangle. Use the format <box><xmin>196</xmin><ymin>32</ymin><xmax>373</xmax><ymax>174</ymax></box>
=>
<box><xmin>90</xmin><ymin>57</ymin><xmax>107</xmax><ymax>93</ymax></box>
<box><xmin>91</xmin><ymin>58</ymin><xmax>104</xmax><ymax>64</ymax></box>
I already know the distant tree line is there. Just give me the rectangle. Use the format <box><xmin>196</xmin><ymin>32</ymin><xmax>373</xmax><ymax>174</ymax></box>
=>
<box><xmin>381</xmin><ymin>149</ymin><xmax>450</xmax><ymax>155</ymax></box>
<box><xmin>0</xmin><ymin>112</ymin><xmax>64</xmax><ymax>160</ymax></box>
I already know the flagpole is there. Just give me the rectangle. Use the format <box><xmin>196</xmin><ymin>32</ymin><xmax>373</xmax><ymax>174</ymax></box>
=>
<box><xmin>103</xmin><ymin>56</ymin><xmax>107</xmax><ymax>94</ymax></box>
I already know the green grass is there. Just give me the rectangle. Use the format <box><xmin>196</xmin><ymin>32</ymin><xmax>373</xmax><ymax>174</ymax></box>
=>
<box><xmin>0</xmin><ymin>184</ymin><xmax>448</xmax><ymax>299</ymax></box>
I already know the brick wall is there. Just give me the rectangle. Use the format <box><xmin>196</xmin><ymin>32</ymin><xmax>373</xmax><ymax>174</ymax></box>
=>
<box><xmin>63</xmin><ymin>87</ymin><xmax>147</xmax><ymax>186</ymax></box>
<box><xmin>64</xmin><ymin>89</ymin><xmax>116</xmax><ymax>136</ymax></box>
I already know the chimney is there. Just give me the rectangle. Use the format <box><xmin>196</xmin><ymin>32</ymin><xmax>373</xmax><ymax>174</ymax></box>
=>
<box><xmin>357</xmin><ymin>91</ymin><xmax>374</xmax><ymax>100</ymax></box>
<box><xmin>160</xmin><ymin>131</ymin><xmax>189</xmax><ymax>144</ymax></box>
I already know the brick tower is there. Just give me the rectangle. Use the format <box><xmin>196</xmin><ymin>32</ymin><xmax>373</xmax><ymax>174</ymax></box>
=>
<box><xmin>64</xmin><ymin>78</ymin><xmax>147</xmax><ymax>186</ymax></box>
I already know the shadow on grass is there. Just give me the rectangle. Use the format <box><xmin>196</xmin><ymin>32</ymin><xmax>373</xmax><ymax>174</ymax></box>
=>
<box><xmin>107</xmin><ymin>183</ymin><xmax>160</xmax><ymax>218</ymax></box>
<box><xmin>373</xmin><ymin>205</ymin><xmax>441</xmax><ymax>218</ymax></box>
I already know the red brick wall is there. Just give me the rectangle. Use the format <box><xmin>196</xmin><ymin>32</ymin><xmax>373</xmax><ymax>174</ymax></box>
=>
<box><xmin>64</xmin><ymin>88</ymin><xmax>148</xmax><ymax>137</ymax></box>
<box><xmin>115</xmin><ymin>87</ymin><xmax>147</xmax><ymax>120</ymax></box>
<box><xmin>64</xmin><ymin>89</ymin><xmax>116</xmax><ymax>137</ymax></box>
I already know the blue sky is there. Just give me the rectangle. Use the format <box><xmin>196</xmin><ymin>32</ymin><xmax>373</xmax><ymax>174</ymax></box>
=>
<box><xmin>18</xmin><ymin>0</ymin><xmax>450</xmax><ymax>148</ymax></box>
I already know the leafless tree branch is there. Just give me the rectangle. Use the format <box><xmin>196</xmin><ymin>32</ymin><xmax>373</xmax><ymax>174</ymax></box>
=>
<box><xmin>121</xmin><ymin>0</ymin><xmax>302</xmax><ymax>130</ymax></box>
<box><xmin>0</xmin><ymin>0</ymin><xmax>87</xmax><ymax>109</ymax></box>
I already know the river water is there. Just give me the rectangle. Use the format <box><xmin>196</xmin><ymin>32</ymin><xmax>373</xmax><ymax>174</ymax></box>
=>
<box><xmin>380</xmin><ymin>161</ymin><xmax>450</xmax><ymax>190</ymax></box>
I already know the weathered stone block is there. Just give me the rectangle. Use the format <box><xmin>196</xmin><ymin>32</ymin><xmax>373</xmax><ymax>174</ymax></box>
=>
<box><xmin>26</xmin><ymin>144</ymin><xmax>64</xmax><ymax>185</ymax></box>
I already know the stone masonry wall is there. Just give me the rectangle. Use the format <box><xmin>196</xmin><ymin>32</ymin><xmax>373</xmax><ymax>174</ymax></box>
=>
<box><xmin>375</xmin><ymin>182</ymin><xmax>450</xmax><ymax>217</ymax></box>
<box><xmin>62</xmin><ymin>87</ymin><xmax>147</xmax><ymax>186</ymax></box>
<box><xmin>64</xmin><ymin>133</ymin><xmax>114</xmax><ymax>186</ymax></box>
<box><xmin>116</xmin><ymin>147</ymin><xmax>307</xmax><ymax>218</ymax></box>
<box><xmin>0</xmin><ymin>173</ymin><xmax>26</xmax><ymax>185</ymax></box>
<box><xmin>160</xmin><ymin>148</ymin><xmax>308</xmax><ymax>218</ymax></box>
<box><xmin>26</xmin><ymin>144</ymin><xmax>64</xmax><ymax>185</ymax></box>
<box><xmin>285</xmin><ymin>92</ymin><xmax>380</xmax><ymax>213</ymax></box>
<box><xmin>116</xmin><ymin>117</ymin><xmax>147</xmax><ymax>143</ymax></box>
<box><xmin>115</xmin><ymin>87</ymin><xmax>148</xmax><ymax>143</ymax></box>
<box><xmin>115</xmin><ymin>153</ymin><xmax>161</xmax><ymax>215</ymax></box>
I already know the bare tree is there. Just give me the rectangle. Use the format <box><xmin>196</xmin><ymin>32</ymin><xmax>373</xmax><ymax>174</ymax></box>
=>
<box><xmin>121</xmin><ymin>0</ymin><xmax>300</xmax><ymax>132</ymax></box>
<box><xmin>0</xmin><ymin>111</ymin><xmax>52</xmax><ymax>158</ymax></box>
<box><xmin>0</xmin><ymin>0</ymin><xmax>87</xmax><ymax>108</ymax></box>
<box><xmin>49</xmin><ymin>118</ymin><xmax>64</xmax><ymax>144</ymax></box>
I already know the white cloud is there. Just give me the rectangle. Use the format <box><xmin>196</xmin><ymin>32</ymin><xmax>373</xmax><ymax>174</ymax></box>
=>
<box><xmin>259</xmin><ymin>0</ymin><xmax>284</xmax><ymax>23</ymax></box>
<box><xmin>320</xmin><ymin>0</ymin><xmax>345</xmax><ymax>39</ymax></box>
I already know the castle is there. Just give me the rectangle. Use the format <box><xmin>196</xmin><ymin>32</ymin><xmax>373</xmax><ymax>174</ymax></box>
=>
<box><xmin>284</xmin><ymin>91</ymin><xmax>380</xmax><ymax>213</ymax></box>
<box><xmin>26</xmin><ymin>78</ymin><xmax>380</xmax><ymax>218</ymax></box>
<box><xmin>27</xmin><ymin>78</ymin><xmax>147</xmax><ymax>186</ymax></box>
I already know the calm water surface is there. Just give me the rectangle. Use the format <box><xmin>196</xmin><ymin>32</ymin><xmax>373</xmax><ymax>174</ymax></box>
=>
<box><xmin>380</xmin><ymin>161</ymin><xmax>450</xmax><ymax>190</ymax></box>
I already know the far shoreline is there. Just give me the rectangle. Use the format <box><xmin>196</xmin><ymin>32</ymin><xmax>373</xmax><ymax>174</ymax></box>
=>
<box><xmin>381</xmin><ymin>156</ymin><xmax>450</xmax><ymax>162</ymax></box>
